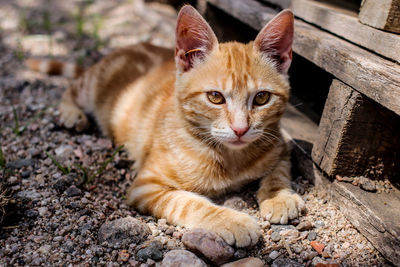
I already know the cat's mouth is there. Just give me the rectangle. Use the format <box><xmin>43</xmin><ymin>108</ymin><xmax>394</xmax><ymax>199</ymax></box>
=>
<box><xmin>225</xmin><ymin>138</ymin><xmax>249</xmax><ymax>149</ymax></box>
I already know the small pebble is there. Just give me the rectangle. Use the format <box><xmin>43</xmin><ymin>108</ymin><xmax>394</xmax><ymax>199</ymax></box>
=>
<box><xmin>271</xmin><ymin>232</ymin><xmax>281</xmax><ymax>242</ymax></box>
<box><xmin>308</xmin><ymin>231</ymin><xmax>317</xmax><ymax>241</ymax></box>
<box><xmin>269</xmin><ymin>250</ymin><xmax>280</xmax><ymax>260</ymax></box>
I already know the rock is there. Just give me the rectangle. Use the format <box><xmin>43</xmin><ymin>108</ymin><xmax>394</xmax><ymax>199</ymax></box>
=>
<box><xmin>312</xmin><ymin>256</ymin><xmax>324</xmax><ymax>266</ymax></box>
<box><xmin>25</xmin><ymin>209</ymin><xmax>39</xmax><ymax>218</ymax></box>
<box><xmin>118</xmin><ymin>249</ymin><xmax>130</xmax><ymax>262</ymax></box>
<box><xmin>269</xmin><ymin>250</ymin><xmax>280</xmax><ymax>260</ymax></box>
<box><xmin>359</xmin><ymin>177</ymin><xmax>376</xmax><ymax>192</ymax></box>
<box><xmin>233</xmin><ymin>249</ymin><xmax>247</xmax><ymax>260</ymax></box>
<box><xmin>280</xmin><ymin>229</ymin><xmax>299</xmax><ymax>243</ymax></box>
<box><xmin>161</xmin><ymin>250</ymin><xmax>206</xmax><ymax>267</ymax></box>
<box><xmin>301</xmin><ymin>251</ymin><xmax>318</xmax><ymax>261</ymax></box>
<box><xmin>310</xmin><ymin>241</ymin><xmax>325</xmax><ymax>254</ymax></box>
<box><xmin>314</xmin><ymin>221</ymin><xmax>325</xmax><ymax>229</ymax></box>
<box><xmin>38</xmin><ymin>245</ymin><xmax>51</xmax><ymax>255</ymax></box>
<box><xmin>296</xmin><ymin>221</ymin><xmax>313</xmax><ymax>231</ymax></box>
<box><xmin>223</xmin><ymin>197</ymin><xmax>248</xmax><ymax>211</ymax></box>
<box><xmin>271</xmin><ymin>258</ymin><xmax>304</xmax><ymax>267</ymax></box>
<box><xmin>136</xmin><ymin>241</ymin><xmax>163</xmax><ymax>261</ymax></box>
<box><xmin>271</xmin><ymin>225</ymin><xmax>296</xmax><ymax>232</ymax></box>
<box><xmin>38</xmin><ymin>207</ymin><xmax>48</xmax><ymax>216</ymax></box>
<box><xmin>335</xmin><ymin>175</ymin><xmax>354</xmax><ymax>183</ymax></box>
<box><xmin>21</xmin><ymin>170</ymin><xmax>31</xmax><ymax>178</ymax></box>
<box><xmin>315</xmin><ymin>263</ymin><xmax>340</xmax><ymax>267</ymax></box>
<box><xmin>65</xmin><ymin>185</ymin><xmax>82</xmax><ymax>197</ymax></box>
<box><xmin>308</xmin><ymin>231</ymin><xmax>317</xmax><ymax>241</ymax></box>
<box><xmin>271</xmin><ymin>232</ymin><xmax>281</xmax><ymax>242</ymax></box>
<box><xmin>182</xmin><ymin>228</ymin><xmax>234</xmax><ymax>265</ymax></box>
<box><xmin>98</xmin><ymin>216</ymin><xmax>151</xmax><ymax>247</ymax></box>
<box><xmin>6</xmin><ymin>159</ymin><xmax>34</xmax><ymax>169</ymax></box>
<box><xmin>221</xmin><ymin>257</ymin><xmax>264</xmax><ymax>267</ymax></box>
<box><xmin>15</xmin><ymin>190</ymin><xmax>41</xmax><ymax>200</ymax></box>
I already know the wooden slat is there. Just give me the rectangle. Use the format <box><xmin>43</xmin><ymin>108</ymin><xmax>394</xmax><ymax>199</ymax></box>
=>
<box><xmin>291</xmin><ymin>0</ymin><xmax>400</xmax><ymax>63</ymax></box>
<box><xmin>331</xmin><ymin>182</ymin><xmax>400</xmax><ymax>266</ymax></box>
<box><xmin>312</xmin><ymin>79</ymin><xmax>400</xmax><ymax>179</ymax></box>
<box><xmin>359</xmin><ymin>0</ymin><xmax>400</xmax><ymax>34</ymax></box>
<box><xmin>258</xmin><ymin>0</ymin><xmax>292</xmax><ymax>9</ymax></box>
<box><xmin>206</xmin><ymin>0</ymin><xmax>400</xmax><ymax>115</ymax></box>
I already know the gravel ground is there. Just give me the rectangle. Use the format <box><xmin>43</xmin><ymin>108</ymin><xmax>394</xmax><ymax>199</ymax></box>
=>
<box><xmin>0</xmin><ymin>0</ymin><xmax>392</xmax><ymax>266</ymax></box>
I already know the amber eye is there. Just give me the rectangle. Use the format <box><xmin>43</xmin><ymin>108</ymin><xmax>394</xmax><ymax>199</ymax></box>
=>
<box><xmin>253</xmin><ymin>91</ymin><xmax>271</xmax><ymax>106</ymax></box>
<box><xmin>207</xmin><ymin>91</ymin><xmax>225</xmax><ymax>104</ymax></box>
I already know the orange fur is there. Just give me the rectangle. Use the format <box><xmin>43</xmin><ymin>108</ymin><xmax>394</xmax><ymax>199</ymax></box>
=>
<box><xmin>48</xmin><ymin>6</ymin><xmax>305</xmax><ymax>247</ymax></box>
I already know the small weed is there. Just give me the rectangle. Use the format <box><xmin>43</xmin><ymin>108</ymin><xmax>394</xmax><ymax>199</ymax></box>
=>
<box><xmin>15</xmin><ymin>40</ymin><xmax>25</xmax><ymax>62</ymax></box>
<box><xmin>11</xmin><ymin>106</ymin><xmax>50</xmax><ymax>136</ymax></box>
<box><xmin>74</xmin><ymin>11</ymin><xmax>85</xmax><ymax>38</ymax></box>
<box><xmin>96</xmin><ymin>145</ymin><xmax>124</xmax><ymax>178</ymax></box>
<box><xmin>42</xmin><ymin>9</ymin><xmax>53</xmax><ymax>56</ymax></box>
<box><xmin>11</xmin><ymin>106</ymin><xmax>21</xmax><ymax>136</ymax></box>
<box><xmin>79</xmin><ymin>145</ymin><xmax>124</xmax><ymax>184</ymax></box>
<box><xmin>92</xmin><ymin>15</ymin><xmax>104</xmax><ymax>50</ymax></box>
<box><xmin>0</xmin><ymin>147</ymin><xmax>5</xmax><ymax>169</ymax></box>
<box><xmin>18</xmin><ymin>10</ymin><xmax>28</xmax><ymax>33</ymax></box>
<box><xmin>45</xmin><ymin>152</ymin><xmax>71</xmax><ymax>175</ymax></box>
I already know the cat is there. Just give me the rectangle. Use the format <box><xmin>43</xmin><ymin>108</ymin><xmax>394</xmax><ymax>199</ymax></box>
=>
<box><xmin>26</xmin><ymin>5</ymin><xmax>305</xmax><ymax>247</ymax></box>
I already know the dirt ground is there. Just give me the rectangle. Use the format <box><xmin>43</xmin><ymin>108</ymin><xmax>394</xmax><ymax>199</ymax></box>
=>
<box><xmin>0</xmin><ymin>0</ymin><xmax>393</xmax><ymax>266</ymax></box>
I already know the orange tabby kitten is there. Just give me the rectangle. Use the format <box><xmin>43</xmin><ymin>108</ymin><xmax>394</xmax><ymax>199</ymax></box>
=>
<box><xmin>27</xmin><ymin>6</ymin><xmax>305</xmax><ymax>247</ymax></box>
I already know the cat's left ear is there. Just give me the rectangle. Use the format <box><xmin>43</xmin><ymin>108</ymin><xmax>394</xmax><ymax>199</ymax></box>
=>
<box><xmin>175</xmin><ymin>5</ymin><xmax>218</xmax><ymax>72</ymax></box>
<box><xmin>254</xmin><ymin>10</ymin><xmax>294</xmax><ymax>73</ymax></box>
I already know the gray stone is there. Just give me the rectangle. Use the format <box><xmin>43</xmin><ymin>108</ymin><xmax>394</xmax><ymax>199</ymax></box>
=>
<box><xmin>98</xmin><ymin>216</ymin><xmax>151</xmax><ymax>247</ymax></box>
<box><xmin>271</xmin><ymin>232</ymin><xmax>281</xmax><ymax>242</ymax></box>
<box><xmin>233</xmin><ymin>249</ymin><xmax>247</xmax><ymax>260</ymax></box>
<box><xmin>136</xmin><ymin>241</ymin><xmax>163</xmax><ymax>262</ymax></box>
<box><xmin>359</xmin><ymin>177</ymin><xmax>377</xmax><ymax>192</ymax></box>
<box><xmin>311</xmin><ymin>256</ymin><xmax>324</xmax><ymax>266</ymax></box>
<box><xmin>269</xmin><ymin>250</ymin><xmax>280</xmax><ymax>260</ymax></box>
<box><xmin>182</xmin><ymin>228</ymin><xmax>234</xmax><ymax>265</ymax></box>
<box><xmin>296</xmin><ymin>221</ymin><xmax>313</xmax><ymax>231</ymax></box>
<box><xmin>161</xmin><ymin>250</ymin><xmax>206</xmax><ymax>267</ymax></box>
<box><xmin>272</xmin><ymin>258</ymin><xmax>304</xmax><ymax>267</ymax></box>
<box><xmin>307</xmin><ymin>231</ymin><xmax>317</xmax><ymax>241</ymax></box>
<box><xmin>6</xmin><ymin>158</ymin><xmax>34</xmax><ymax>169</ymax></box>
<box><xmin>65</xmin><ymin>185</ymin><xmax>82</xmax><ymax>197</ymax></box>
<box><xmin>314</xmin><ymin>221</ymin><xmax>325</xmax><ymax>228</ymax></box>
<box><xmin>15</xmin><ymin>190</ymin><xmax>41</xmax><ymax>200</ymax></box>
<box><xmin>221</xmin><ymin>257</ymin><xmax>265</xmax><ymax>267</ymax></box>
<box><xmin>271</xmin><ymin>225</ymin><xmax>296</xmax><ymax>232</ymax></box>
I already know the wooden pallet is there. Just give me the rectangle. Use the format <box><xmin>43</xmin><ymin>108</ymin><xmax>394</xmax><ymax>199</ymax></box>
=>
<box><xmin>198</xmin><ymin>0</ymin><xmax>400</xmax><ymax>264</ymax></box>
<box><xmin>260</xmin><ymin>0</ymin><xmax>400</xmax><ymax>34</ymax></box>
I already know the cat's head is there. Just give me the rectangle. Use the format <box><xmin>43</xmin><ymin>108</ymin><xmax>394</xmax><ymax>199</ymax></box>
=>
<box><xmin>174</xmin><ymin>5</ymin><xmax>293</xmax><ymax>150</ymax></box>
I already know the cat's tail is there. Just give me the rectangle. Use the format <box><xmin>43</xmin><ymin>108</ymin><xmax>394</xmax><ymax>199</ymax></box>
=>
<box><xmin>25</xmin><ymin>58</ymin><xmax>83</xmax><ymax>78</ymax></box>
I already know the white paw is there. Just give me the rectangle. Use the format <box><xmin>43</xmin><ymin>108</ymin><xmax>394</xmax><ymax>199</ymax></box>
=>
<box><xmin>59</xmin><ymin>102</ymin><xmax>88</xmax><ymax>132</ymax></box>
<box><xmin>260</xmin><ymin>189</ymin><xmax>305</xmax><ymax>224</ymax></box>
<box><xmin>205</xmin><ymin>208</ymin><xmax>261</xmax><ymax>247</ymax></box>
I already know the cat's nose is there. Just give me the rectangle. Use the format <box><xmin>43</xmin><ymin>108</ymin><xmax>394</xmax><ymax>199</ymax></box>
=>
<box><xmin>232</xmin><ymin>126</ymin><xmax>249</xmax><ymax>137</ymax></box>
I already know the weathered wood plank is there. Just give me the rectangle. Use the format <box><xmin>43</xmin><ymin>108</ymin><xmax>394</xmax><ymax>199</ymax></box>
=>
<box><xmin>291</xmin><ymin>0</ymin><xmax>400</xmax><ymax>63</ymax></box>
<box><xmin>258</xmin><ymin>0</ymin><xmax>292</xmax><ymax>9</ymax></box>
<box><xmin>206</xmin><ymin>0</ymin><xmax>400</xmax><ymax>115</ymax></box>
<box><xmin>312</xmin><ymin>79</ymin><xmax>400</xmax><ymax>179</ymax></box>
<box><xmin>359</xmin><ymin>0</ymin><xmax>400</xmax><ymax>34</ymax></box>
<box><xmin>331</xmin><ymin>182</ymin><xmax>400</xmax><ymax>266</ymax></box>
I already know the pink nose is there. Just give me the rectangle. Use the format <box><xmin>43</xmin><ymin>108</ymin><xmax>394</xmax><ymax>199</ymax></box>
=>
<box><xmin>232</xmin><ymin>126</ymin><xmax>249</xmax><ymax>137</ymax></box>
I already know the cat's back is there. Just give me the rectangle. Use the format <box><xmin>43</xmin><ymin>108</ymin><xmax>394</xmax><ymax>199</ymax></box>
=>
<box><xmin>108</xmin><ymin>46</ymin><xmax>176</xmax><ymax>165</ymax></box>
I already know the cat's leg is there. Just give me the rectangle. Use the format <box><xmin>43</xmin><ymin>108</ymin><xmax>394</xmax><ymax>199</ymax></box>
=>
<box><xmin>257</xmin><ymin>157</ymin><xmax>306</xmax><ymax>224</ymax></box>
<box><xmin>59</xmin><ymin>83</ymin><xmax>89</xmax><ymax>132</ymax></box>
<box><xmin>127</xmin><ymin>175</ymin><xmax>260</xmax><ymax>247</ymax></box>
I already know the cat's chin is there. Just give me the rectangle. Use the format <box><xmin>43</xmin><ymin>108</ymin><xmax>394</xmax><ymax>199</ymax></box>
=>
<box><xmin>224</xmin><ymin>140</ymin><xmax>250</xmax><ymax>150</ymax></box>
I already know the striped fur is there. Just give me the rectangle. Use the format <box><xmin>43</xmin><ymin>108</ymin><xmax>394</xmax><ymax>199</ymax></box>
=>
<box><xmin>46</xmin><ymin>7</ymin><xmax>305</xmax><ymax>247</ymax></box>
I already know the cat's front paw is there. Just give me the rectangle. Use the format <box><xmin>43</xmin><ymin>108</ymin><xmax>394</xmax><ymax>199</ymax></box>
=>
<box><xmin>260</xmin><ymin>189</ymin><xmax>305</xmax><ymax>224</ymax></box>
<box><xmin>205</xmin><ymin>208</ymin><xmax>261</xmax><ymax>248</ymax></box>
<box><xmin>59</xmin><ymin>102</ymin><xmax>88</xmax><ymax>132</ymax></box>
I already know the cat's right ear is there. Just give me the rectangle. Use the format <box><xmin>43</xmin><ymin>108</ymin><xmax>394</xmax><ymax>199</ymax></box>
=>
<box><xmin>175</xmin><ymin>5</ymin><xmax>218</xmax><ymax>72</ymax></box>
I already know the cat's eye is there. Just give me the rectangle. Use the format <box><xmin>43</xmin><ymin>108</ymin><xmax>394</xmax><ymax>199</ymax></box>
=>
<box><xmin>207</xmin><ymin>91</ymin><xmax>225</xmax><ymax>104</ymax></box>
<box><xmin>253</xmin><ymin>91</ymin><xmax>271</xmax><ymax>106</ymax></box>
